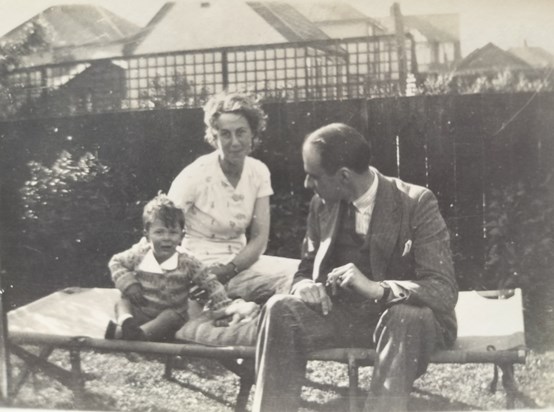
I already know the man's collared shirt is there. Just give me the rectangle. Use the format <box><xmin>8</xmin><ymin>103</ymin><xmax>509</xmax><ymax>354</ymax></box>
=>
<box><xmin>351</xmin><ymin>168</ymin><xmax>407</xmax><ymax>303</ymax></box>
<box><xmin>351</xmin><ymin>167</ymin><xmax>378</xmax><ymax>236</ymax></box>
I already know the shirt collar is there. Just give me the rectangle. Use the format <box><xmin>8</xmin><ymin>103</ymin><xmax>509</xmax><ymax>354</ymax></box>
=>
<box><xmin>138</xmin><ymin>249</ymin><xmax>179</xmax><ymax>273</ymax></box>
<box><xmin>352</xmin><ymin>168</ymin><xmax>378</xmax><ymax>212</ymax></box>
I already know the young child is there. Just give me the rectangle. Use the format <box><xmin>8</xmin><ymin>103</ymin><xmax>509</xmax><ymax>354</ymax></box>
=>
<box><xmin>105</xmin><ymin>193</ymin><xmax>258</xmax><ymax>341</ymax></box>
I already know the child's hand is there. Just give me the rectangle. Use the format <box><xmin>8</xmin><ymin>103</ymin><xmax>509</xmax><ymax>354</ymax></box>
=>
<box><xmin>221</xmin><ymin>299</ymin><xmax>260</xmax><ymax>326</ymax></box>
<box><xmin>124</xmin><ymin>284</ymin><xmax>147</xmax><ymax>306</ymax></box>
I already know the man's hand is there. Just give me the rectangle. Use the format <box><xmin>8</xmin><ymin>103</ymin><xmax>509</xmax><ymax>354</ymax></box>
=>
<box><xmin>292</xmin><ymin>281</ymin><xmax>332</xmax><ymax>315</ymax></box>
<box><xmin>124</xmin><ymin>284</ymin><xmax>148</xmax><ymax>306</ymax></box>
<box><xmin>326</xmin><ymin>263</ymin><xmax>382</xmax><ymax>300</ymax></box>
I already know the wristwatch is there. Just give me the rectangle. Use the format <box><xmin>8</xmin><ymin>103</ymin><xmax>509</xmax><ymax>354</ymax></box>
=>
<box><xmin>228</xmin><ymin>261</ymin><xmax>240</xmax><ymax>276</ymax></box>
<box><xmin>377</xmin><ymin>281</ymin><xmax>391</xmax><ymax>303</ymax></box>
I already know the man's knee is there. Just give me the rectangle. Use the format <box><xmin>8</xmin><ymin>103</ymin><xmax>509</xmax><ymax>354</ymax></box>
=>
<box><xmin>263</xmin><ymin>294</ymin><xmax>302</xmax><ymax>316</ymax></box>
<box><xmin>381</xmin><ymin>304</ymin><xmax>435</xmax><ymax>329</ymax></box>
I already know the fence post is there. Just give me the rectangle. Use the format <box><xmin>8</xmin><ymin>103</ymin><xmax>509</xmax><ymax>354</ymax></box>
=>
<box><xmin>391</xmin><ymin>3</ymin><xmax>408</xmax><ymax>95</ymax></box>
<box><xmin>222</xmin><ymin>50</ymin><xmax>229</xmax><ymax>90</ymax></box>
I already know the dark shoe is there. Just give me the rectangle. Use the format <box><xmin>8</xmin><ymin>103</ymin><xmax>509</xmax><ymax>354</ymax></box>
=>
<box><xmin>104</xmin><ymin>321</ymin><xmax>117</xmax><ymax>339</ymax></box>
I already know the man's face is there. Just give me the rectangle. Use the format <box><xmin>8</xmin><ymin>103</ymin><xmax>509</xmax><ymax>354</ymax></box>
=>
<box><xmin>302</xmin><ymin>143</ymin><xmax>344</xmax><ymax>202</ymax></box>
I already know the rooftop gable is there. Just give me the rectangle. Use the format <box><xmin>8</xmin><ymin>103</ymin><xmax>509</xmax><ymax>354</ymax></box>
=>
<box><xmin>248</xmin><ymin>2</ymin><xmax>329</xmax><ymax>42</ymax></box>
<box><xmin>290</xmin><ymin>1</ymin><xmax>368</xmax><ymax>23</ymax></box>
<box><xmin>0</xmin><ymin>4</ymin><xmax>140</xmax><ymax>49</ymax></box>
<box><xmin>455</xmin><ymin>42</ymin><xmax>532</xmax><ymax>74</ymax></box>
<box><xmin>131</xmin><ymin>0</ymin><xmax>297</xmax><ymax>55</ymax></box>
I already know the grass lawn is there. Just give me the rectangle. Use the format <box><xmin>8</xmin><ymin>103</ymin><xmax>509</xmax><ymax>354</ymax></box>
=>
<box><xmin>3</xmin><ymin>348</ymin><xmax>554</xmax><ymax>411</ymax></box>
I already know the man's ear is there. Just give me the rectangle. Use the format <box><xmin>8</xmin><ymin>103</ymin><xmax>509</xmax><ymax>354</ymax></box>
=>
<box><xmin>143</xmin><ymin>229</ymin><xmax>149</xmax><ymax>241</ymax></box>
<box><xmin>338</xmin><ymin>167</ymin><xmax>351</xmax><ymax>182</ymax></box>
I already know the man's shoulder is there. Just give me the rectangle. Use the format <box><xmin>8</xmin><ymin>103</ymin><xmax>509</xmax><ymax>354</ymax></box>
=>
<box><xmin>379</xmin><ymin>172</ymin><xmax>432</xmax><ymax>201</ymax></box>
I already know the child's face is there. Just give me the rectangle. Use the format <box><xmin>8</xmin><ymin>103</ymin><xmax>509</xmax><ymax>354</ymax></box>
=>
<box><xmin>145</xmin><ymin>218</ymin><xmax>183</xmax><ymax>262</ymax></box>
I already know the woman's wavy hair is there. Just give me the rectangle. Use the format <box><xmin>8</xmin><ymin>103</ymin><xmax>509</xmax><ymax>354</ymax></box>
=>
<box><xmin>203</xmin><ymin>92</ymin><xmax>267</xmax><ymax>149</ymax></box>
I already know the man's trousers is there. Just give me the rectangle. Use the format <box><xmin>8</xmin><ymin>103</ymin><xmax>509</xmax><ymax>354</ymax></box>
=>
<box><xmin>252</xmin><ymin>294</ymin><xmax>444</xmax><ymax>412</ymax></box>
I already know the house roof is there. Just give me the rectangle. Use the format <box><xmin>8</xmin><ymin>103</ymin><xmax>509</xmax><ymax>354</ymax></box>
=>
<box><xmin>379</xmin><ymin>13</ymin><xmax>459</xmax><ymax>43</ymax></box>
<box><xmin>130</xmin><ymin>0</ymin><xmax>328</xmax><ymax>55</ymax></box>
<box><xmin>247</xmin><ymin>2</ymin><xmax>328</xmax><ymax>42</ymax></box>
<box><xmin>289</xmin><ymin>1</ymin><xmax>386</xmax><ymax>32</ymax></box>
<box><xmin>455</xmin><ymin>42</ymin><xmax>532</xmax><ymax>75</ymax></box>
<box><xmin>16</xmin><ymin>42</ymin><xmax>129</xmax><ymax>67</ymax></box>
<box><xmin>289</xmin><ymin>1</ymin><xmax>369</xmax><ymax>23</ymax></box>
<box><xmin>0</xmin><ymin>4</ymin><xmax>140</xmax><ymax>49</ymax></box>
<box><xmin>508</xmin><ymin>46</ymin><xmax>554</xmax><ymax>68</ymax></box>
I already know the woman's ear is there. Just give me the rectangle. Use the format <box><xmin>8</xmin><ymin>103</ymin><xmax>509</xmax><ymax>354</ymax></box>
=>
<box><xmin>143</xmin><ymin>229</ymin><xmax>149</xmax><ymax>241</ymax></box>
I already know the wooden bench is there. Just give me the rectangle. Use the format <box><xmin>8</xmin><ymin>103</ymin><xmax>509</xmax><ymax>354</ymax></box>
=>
<box><xmin>4</xmin><ymin>287</ymin><xmax>531</xmax><ymax>411</ymax></box>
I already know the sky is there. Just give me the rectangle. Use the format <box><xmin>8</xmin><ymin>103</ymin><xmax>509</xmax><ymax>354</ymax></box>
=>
<box><xmin>0</xmin><ymin>0</ymin><xmax>553</xmax><ymax>57</ymax></box>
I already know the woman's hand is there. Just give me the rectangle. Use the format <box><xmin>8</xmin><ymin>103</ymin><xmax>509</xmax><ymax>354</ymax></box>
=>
<box><xmin>214</xmin><ymin>299</ymin><xmax>260</xmax><ymax>326</ymax></box>
<box><xmin>209</xmin><ymin>263</ymin><xmax>236</xmax><ymax>284</ymax></box>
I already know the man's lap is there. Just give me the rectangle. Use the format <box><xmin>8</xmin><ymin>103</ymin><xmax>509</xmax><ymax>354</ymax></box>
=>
<box><xmin>264</xmin><ymin>295</ymin><xmax>443</xmax><ymax>351</ymax></box>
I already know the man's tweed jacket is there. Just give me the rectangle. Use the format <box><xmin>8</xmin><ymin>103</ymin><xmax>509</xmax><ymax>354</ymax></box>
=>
<box><xmin>292</xmin><ymin>168</ymin><xmax>458</xmax><ymax>346</ymax></box>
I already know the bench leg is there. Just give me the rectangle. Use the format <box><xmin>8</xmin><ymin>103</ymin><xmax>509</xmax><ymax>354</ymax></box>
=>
<box><xmin>69</xmin><ymin>347</ymin><xmax>85</xmax><ymax>406</ymax></box>
<box><xmin>235</xmin><ymin>375</ymin><xmax>253</xmax><ymax>412</ymax></box>
<box><xmin>218</xmin><ymin>358</ymin><xmax>254</xmax><ymax>412</ymax></box>
<box><xmin>347</xmin><ymin>354</ymin><xmax>360</xmax><ymax>412</ymax></box>
<box><xmin>499</xmin><ymin>363</ymin><xmax>516</xmax><ymax>409</ymax></box>
<box><xmin>498</xmin><ymin>363</ymin><xmax>539</xmax><ymax>410</ymax></box>
<box><xmin>164</xmin><ymin>355</ymin><xmax>173</xmax><ymax>379</ymax></box>
<box><xmin>9</xmin><ymin>345</ymin><xmax>54</xmax><ymax>398</ymax></box>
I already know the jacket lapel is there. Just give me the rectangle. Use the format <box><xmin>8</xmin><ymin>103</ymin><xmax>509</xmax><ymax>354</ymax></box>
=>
<box><xmin>369</xmin><ymin>172</ymin><xmax>401</xmax><ymax>281</ymax></box>
<box><xmin>313</xmin><ymin>200</ymin><xmax>341</xmax><ymax>281</ymax></box>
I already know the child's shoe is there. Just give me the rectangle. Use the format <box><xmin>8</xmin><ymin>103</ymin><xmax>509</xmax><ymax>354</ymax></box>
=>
<box><xmin>121</xmin><ymin>318</ymin><xmax>146</xmax><ymax>341</ymax></box>
<box><xmin>104</xmin><ymin>321</ymin><xmax>118</xmax><ymax>339</ymax></box>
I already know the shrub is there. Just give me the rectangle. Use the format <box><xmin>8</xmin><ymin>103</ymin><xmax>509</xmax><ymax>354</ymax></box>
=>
<box><xmin>417</xmin><ymin>70</ymin><xmax>554</xmax><ymax>95</ymax></box>
<box><xmin>484</xmin><ymin>174</ymin><xmax>554</xmax><ymax>348</ymax></box>
<box><xmin>268</xmin><ymin>191</ymin><xmax>309</xmax><ymax>258</ymax></box>
<box><xmin>19</xmin><ymin>150</ymin><xmax>142</xmax><ymax>293</ymax></box>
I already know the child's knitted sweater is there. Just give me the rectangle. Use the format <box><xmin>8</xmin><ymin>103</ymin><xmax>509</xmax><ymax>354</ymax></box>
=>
<box><xmin>109</xmin><ymin>237</ymin><xmax>231</xmax><ymax>318</ymax></box>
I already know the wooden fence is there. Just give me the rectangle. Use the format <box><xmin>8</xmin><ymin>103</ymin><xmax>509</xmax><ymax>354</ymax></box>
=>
<box><xmin>1</xmin><ymin>92</ymin><xmax>553</xmax><ymax>300</ymax></box>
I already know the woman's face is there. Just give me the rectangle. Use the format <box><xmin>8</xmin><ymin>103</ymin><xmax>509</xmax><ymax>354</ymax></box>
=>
<box><xmin>214</xmin><ymin>113</ymin><xmax>253</xmax><ymax>167</ymax></box>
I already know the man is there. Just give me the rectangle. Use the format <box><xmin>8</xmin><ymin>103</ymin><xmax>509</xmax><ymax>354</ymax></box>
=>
<box><xmin>252</xmin><ymin>123</ymin><xmax>458</xmax><ymax>412</ymax></box>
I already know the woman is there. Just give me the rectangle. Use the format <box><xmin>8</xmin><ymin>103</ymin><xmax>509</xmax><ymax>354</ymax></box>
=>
<box><xmin>168</xmin><ymin>92</ymin><xmax>296</xmax><ymax>303</ymax></box>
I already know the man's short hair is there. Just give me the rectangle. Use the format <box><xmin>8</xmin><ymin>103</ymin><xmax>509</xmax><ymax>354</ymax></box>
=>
<box><xmin>304</xmin><ymin>123</ymin><xmax>371</xmax><ymax>174</ymax></box>
<box><xmin>142</xmin><ymin>193</ymin><xmax>185</xmax><ymax>231</ymax></box>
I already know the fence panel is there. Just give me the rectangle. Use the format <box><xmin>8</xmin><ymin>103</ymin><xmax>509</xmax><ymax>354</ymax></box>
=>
<box><xmin>450</xmin><ymin>95</ymin><xmax>486</xmax><ymax>288</ymax></box>
<box><xmin>537</xmin><ymin>93</ymin><xmax>554</xmax><ymax>178</ymax></box>
<box><xmin>424</xmin><ymin>95</ymin><xmax>456</xmax><ymax>220</ymax></box>
<box><xmin>365</xmin><ymin>98</ymin><xmax>398</xmax><ymax>177</ymax></box>
<box><xmin>1</xmin><ymin>93</ymin><xmax>553</xmax><ymax>305</ymax></box>
<box><xmin>396</xmin><ymin>96</ymin><xmax>428</xmax><ymax>187</ymax></box>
